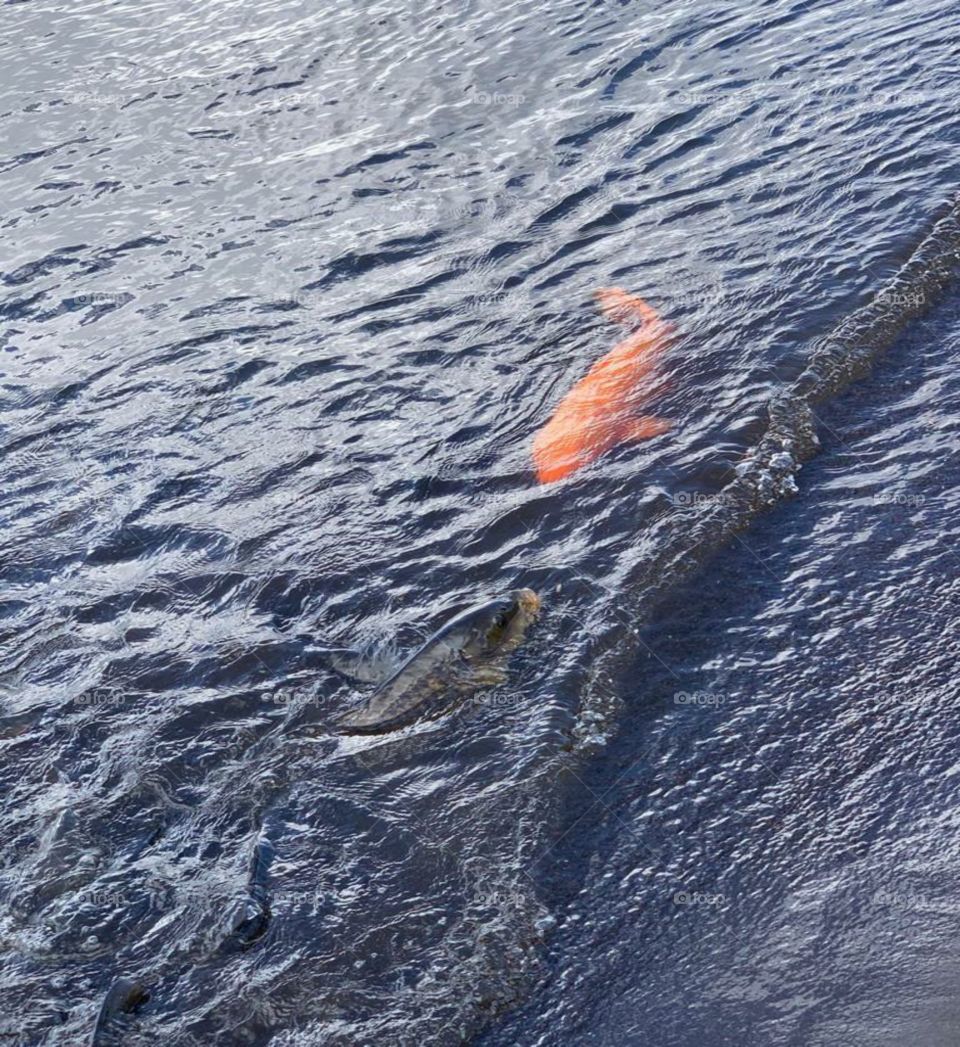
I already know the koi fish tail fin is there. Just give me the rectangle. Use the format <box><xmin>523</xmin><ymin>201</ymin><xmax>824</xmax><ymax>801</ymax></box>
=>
<box><xmin>620</xmin><ymin>415</ymin><xmax>672</xmax><ymax>443</ymax></box>
<box><xmin>594</xmin><ymin>287</ymin><xmax>664</xmax><ymax>328</ymax></box>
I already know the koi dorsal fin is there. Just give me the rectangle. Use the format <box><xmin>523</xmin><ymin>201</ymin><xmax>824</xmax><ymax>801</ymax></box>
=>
<box><xmin>594</xmin><ymin>287</ymin><xmax>663</xmax><ymax>328</ymax></box>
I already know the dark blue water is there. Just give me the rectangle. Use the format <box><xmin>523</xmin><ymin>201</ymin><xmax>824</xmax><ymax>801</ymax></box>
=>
<box><xmin>482</xmin><ymin>295</ymin><xmax>960</xmax><ymax>1047</ymax></box>
<box><xmin>2</xmin><ymin>1</ymin><xmax>959</xmax><ymax>1044</ymax></box>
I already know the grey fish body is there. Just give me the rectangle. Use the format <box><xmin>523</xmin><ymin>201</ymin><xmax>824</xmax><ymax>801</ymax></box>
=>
<box><xmin>220</xmin><ymin>836</ymin><xmax>274</xmax><ymax>953</ymax></box>
<box><xmin>88</xmin><ymin>978</ymin><xmax>148</xmax><ymax>1047</ymax></box>
<box><xmin>336</xmin><ymin>589</ymin><xmax>540</xmax><ymax>734</ymax></box>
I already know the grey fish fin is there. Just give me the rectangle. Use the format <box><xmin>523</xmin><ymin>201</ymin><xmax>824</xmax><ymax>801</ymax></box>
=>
<box><xmin>468</xmin><ymin>664</ymin><xmax>508</xmax><ymax>688</ymax></box>
<box><xmin>326</xmin><ymin>649</ymin><xmax>388</xmax><ymax>684</ymax></box>
<box><xmin>89</xmin><ymin>978</ymin><xmax>149</xmax><ymax>1046</ymax></box>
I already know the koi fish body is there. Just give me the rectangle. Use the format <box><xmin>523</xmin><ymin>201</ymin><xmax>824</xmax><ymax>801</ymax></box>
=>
<box><xmin>532</xmin><ymin>288</ymin><xmax>674</xmax><ymax>484</ymax></box>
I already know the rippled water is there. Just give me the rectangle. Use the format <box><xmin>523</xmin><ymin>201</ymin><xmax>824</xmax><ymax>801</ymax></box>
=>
<box><xmin>2</xmin><ymin>1</ymin><xmax>959</xmax><ymax>1044</ymax></box>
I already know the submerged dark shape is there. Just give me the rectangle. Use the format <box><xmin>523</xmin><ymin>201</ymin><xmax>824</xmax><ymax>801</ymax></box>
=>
<box><xmin>88</xmin><ymin>977</ymin><xmax>149</xmax><ymax>1047</ymax></box>
<box><xmin>336</xmin><ymin>588</ymin><xmax>541</xmax><ymax>733</ymax></box>
<box><xmin>220</xmin><ymin>836</ymin><xmax>274</xmax><ymax>952</ymax></box>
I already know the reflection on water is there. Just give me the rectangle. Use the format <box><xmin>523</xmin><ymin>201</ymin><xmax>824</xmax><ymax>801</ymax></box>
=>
<box><xmin>2</xmin><ymin>0</ymin><xmax>960</xmax><ymax>1043</ymax></box>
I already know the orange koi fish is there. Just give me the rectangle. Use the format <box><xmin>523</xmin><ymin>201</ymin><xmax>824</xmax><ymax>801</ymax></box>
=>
<box><xmin>532</xmin><ymin>287</ymin><xmax>674</xmax><ymax>484</ymax></box>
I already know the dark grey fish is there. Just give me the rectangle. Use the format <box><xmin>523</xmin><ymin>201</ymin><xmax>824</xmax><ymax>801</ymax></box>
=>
<box><xmin>336</xmin><ymin>588</ymin><xmax>541</xmax><ymax>734</ymax></box>
<box><xmin>220</xmin><ymin>836</ymin><xmax>274</xmax><ymax>953</ymax></box>
<box><xmin>88</xmin><ymin>977</ymin><xmax>149</xmax><ymax>1047</ymax></box>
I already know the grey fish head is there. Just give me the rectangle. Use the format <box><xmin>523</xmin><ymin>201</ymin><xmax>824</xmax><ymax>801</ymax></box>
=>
<box><xmin>460</xmin><ymin>587</ymin><xmax>541</xmax><ymax>660</ymax></box>
<box><xmin>334</xmin><ymin>588</ymin><xmax>541</xmax><ymax>734</ymax></box>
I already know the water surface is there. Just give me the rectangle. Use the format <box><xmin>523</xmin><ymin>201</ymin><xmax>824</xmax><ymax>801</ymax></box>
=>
<box><xmin>2</xmin><ymin>1</ymin><xmax>959</xmax><ymax>1044</ymax></box>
